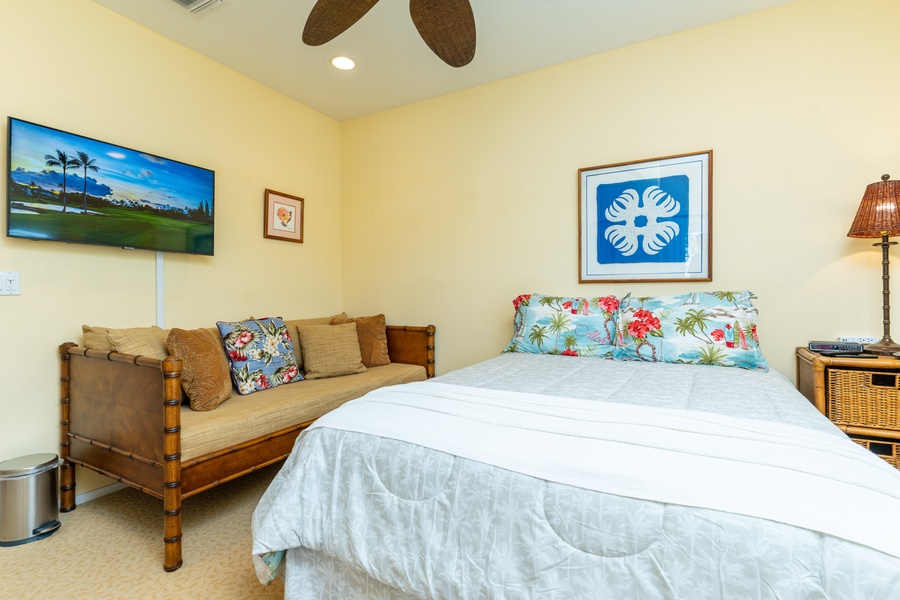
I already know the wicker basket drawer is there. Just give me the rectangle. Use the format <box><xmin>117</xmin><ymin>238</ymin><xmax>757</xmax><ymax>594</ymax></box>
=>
<box><xmin>828</xmin><ymin>368</ymin><xmax>900</xmax><ymax>430</ymax></box>
<box><xmin>850</xmin><ymin>435</ymin><xmax>900</xmax><ymax>471</ymax></box>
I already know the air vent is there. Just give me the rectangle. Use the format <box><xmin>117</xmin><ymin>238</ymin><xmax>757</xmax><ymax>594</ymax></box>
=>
<box><xmin>170</xmin><ymin>0</ymin><xmax>232</xmax><ymax>15</ymax></box>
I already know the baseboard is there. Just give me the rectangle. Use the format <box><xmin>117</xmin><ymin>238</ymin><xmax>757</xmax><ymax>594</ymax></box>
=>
<box><xmin>74</xmin><ymin>482</ymin><xmax>127</xmax><ymax>505</ymax></box>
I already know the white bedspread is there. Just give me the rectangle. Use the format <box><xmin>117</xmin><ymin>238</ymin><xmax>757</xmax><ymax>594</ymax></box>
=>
<box><xmin>310</xmin><ymin>381</ymin><xmax>900</xmax><ymax>559</ymax></box>
<box><xmin>253</xmin><ymin>354</ymin><xmax>900</xmax><ymax>599</ymax></box>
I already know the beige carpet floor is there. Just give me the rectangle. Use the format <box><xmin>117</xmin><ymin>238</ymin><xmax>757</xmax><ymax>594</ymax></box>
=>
<box><xmin>0</xmin><ymin>463</ymin><xmax>285</xmax><ymax>599</ymax></box>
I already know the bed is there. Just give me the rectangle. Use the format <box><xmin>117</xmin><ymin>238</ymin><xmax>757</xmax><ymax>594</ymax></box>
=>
<box><xmin>252</xmin><ymin>292</ymin><xmax>900</xmax><ymax>599</ymax></box>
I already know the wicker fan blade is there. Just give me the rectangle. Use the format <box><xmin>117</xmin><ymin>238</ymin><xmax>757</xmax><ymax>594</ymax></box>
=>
<box><xmin>302</xmin><ymin>0</ymin><xmax>381</xmax><ymax>46</ymax></box>
<box><xmin>409</xmin><ymin>0</ymin><xmax>476</xmax><ymax>67</ymax></box>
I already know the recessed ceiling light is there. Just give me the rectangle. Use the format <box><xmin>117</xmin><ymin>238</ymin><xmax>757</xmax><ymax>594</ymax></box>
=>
<box><xmin>331</xmin><ymin>56</ymin><xmax>356</xmax><ymax>71</ymax></box>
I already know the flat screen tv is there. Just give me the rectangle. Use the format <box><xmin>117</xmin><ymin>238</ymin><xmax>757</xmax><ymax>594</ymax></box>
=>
<box><xmin>6</xmin><ymin>117</ymin><xmax>215</xmax><ymax>256</ymax></box>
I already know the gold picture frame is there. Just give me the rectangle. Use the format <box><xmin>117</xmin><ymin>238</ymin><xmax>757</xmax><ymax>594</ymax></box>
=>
<box><xmin>264</xmin><ymin>189</ymin><xmax>304</xmax><ymax>243</ymax></box>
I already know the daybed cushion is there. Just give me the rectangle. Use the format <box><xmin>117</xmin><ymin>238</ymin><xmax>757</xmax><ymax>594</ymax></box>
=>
<box><xmin>81</xmin><ymin>325</ymin><xmax>113</xmax><ymax>351</ymax></box>
<box><xmin>287</xmin><ymin>313</ymin><xmax>348</xmax><ymax>371</ymax></box>
<box><xmin>80</xmin><ymin>314</ymin><xmax>348</xmax><ymax>369</ymax></box>
<box><xmin>330</xmin><ymin>314</ymin><xmax>391</xmax><ymax>367</ymax></box>
<box><xmin>107</xmin><ymin>326</ymin><xmax>170</xmax><ymax>359</ymax></box>
<box><xmin>298</xmin><ymin>322</ymin><xmax>367</xmax><ymax>380</ymax></box>
<box><xmin>217</xmin><ymin>317</ymin><xmax>303</xmax><ymax>395</ymax></box>
<box><xmin>166</xmin><ymin>328</ymin><xmax>233</xmax><ymax>411</ymax></box>
<box><xmin>82</xmin><ymin>324</ymin><xmax>170</xmax><ymax>357</ymax></box>
<box><xmin>179</xmin><ymin>362</ymin><xmax>427</xmax><ymax>461</ymax></box>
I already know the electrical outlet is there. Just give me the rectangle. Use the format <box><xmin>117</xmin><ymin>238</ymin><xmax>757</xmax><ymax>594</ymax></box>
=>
<box><xmin>839</xmin><ymin>336</ymin><xmax>878</xmax><ymax>344</ymax></box>
<box><xmin>0</xmin><ymin>271</ymin><xmax>20</xmax><ymax>296</ymax></box>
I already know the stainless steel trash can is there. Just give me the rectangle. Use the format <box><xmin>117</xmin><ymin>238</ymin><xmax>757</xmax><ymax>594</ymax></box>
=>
<box><xmin>0</xmin><ymin>453</ymin><xmax>61</xmax><ymax>546</ymax></box>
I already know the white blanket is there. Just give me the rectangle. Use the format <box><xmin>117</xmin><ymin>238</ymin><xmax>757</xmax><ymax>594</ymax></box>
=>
<box><xmin>310</xmin><ymin>380</ymin><xmax>900</xmax><ymax>559</ymax></box>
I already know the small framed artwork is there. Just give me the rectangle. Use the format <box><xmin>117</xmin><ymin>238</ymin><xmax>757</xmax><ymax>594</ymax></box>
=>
<box><xmin>264</xmin><ymin>189</ymin><xmax>304</xmax><ymax>243</ymax></box>
<box><xmin>578</xmin><ymin>150</ymin><xmax>712</xmax><ymax>283</ymax></box>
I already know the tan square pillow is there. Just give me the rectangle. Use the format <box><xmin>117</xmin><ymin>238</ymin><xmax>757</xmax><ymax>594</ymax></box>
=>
<box><xmin>298</xmin><ymin>322</ymin><xmax>366</xmax><ymax>380</ymax></box>
<box><xmin>330</xmin><ymin>314</ymin><xmax>390</xmax><ymax>368</ymax></box>
<box><xmin>287</xmin><ymin>313</ymin><xmax>348</xmax><ymax>370</ymax></box>
<box><xmin>107</xmin><ymin>326</ymin><xmax>170</xmax><ymax>359</ymax></box>
<box><xmin>166</xmin><ymin>328</ymin><xmax>232</xmax><ymax>411</ymax></box>
<box><xmin>82</xmin><ymin>325</ymin><xmax>112</xmax><ymax>351</ymax></box>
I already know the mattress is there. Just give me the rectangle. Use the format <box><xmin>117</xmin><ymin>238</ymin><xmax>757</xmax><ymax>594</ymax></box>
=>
<box><xmin>252</xmin><ymin>354</ymin><xmax>900</xmax><ymax>599</ymax></box>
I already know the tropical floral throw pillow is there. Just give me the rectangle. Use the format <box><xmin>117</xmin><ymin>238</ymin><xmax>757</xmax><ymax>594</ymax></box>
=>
<box><xmin>503</xmin><ymin>293</ymin><xmax>619</xmax><ymax>358</ymax></box>
<box><xmin>616</xmin><ymin>291</ymin><xmax>769</xmax><ymax>371</ymax></box>
<box><xmin>216</xmin><ymin>317</ymin><xmax>303</xmax><ymax>395</ymax></box>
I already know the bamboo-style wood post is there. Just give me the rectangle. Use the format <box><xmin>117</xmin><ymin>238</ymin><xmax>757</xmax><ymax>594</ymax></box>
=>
<box><xmin>426</xmin><ymin>324</ymin><xmax>436</xmax><ymax>378</ymax></box>
<box><xmin>59</xmin><ymin>343</ymin><xmax>77</xmax><ymax>512</ymax></box>
<box><xmin>161</xmin><ymin>356</ymin><xmax>184</xmax><ymax>572</ymax></box>
<box><xmin>809</xmin><ymin>355</ymin><xmax>828</xmax><ymax>416</ymax></box>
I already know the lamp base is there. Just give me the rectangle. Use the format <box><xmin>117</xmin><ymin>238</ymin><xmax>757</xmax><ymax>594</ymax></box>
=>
<box><xmin>864</xmin><ymin>337</ymin><xmax>900</xmax><ymax>356</ymax></box>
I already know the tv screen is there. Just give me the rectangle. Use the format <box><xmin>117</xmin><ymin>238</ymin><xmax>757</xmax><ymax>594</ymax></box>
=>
<box><xmin>6</xmin><ymin>117</ymin><xmax>215</xmax><ymax>256</ymax></box>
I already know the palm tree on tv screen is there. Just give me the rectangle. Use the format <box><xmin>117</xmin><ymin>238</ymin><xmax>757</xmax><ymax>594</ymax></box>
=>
<box><xmin>44</xmin><ymin>149</ymin><xmax>78</xmax><ymax>213</ymax></box>
<box><xmin>72</xmin><ymin>151</ymin><xmax>99</xmax><ymax>214</ymax></box>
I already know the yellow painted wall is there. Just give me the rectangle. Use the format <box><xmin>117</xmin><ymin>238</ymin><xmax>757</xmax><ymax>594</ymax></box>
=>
<box><xmin>0</xmin><ymin>1</ymin><xmax>342</xmax><ymax>490</ymax></box>
<box><xmin>3</xmin><ymin>0</ymin><xmax>898</xmax><ymax>493</ymax></box>
<box><xmin>341</xmin><ymin>0</ymin><xmax>900</xmax><ymax>379</ymax></box>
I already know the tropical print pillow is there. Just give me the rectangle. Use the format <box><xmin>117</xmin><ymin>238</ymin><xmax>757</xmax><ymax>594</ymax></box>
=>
<box><xmin>216</xmin><ymin>317</ymin><xmax>303</xmax><ymax>395</ymax></box>
<box><xmin>616</xmin><ymin>291</ymin><xmax>769</xmax><ymax>371</ymax></box>
<box><xmin>503</xmin><ymin>293</ymin><xmax>619</xmax><ymax>358</ymax></box>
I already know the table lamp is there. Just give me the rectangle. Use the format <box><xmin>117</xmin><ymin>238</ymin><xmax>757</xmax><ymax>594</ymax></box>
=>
<box><xmin>848</xmin><ymin>174</ymin><xmax>900</xmax><ymax>356</ymax></box>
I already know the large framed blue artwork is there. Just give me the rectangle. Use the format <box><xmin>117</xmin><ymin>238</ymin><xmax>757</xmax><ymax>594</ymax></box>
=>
<box><xmin>578</xmin><ymin>150</ymin><xmax>712</xmax><ymax>283</ymax></box>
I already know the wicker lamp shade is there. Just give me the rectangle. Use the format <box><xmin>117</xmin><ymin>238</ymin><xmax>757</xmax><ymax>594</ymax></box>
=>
<box><xmin>849</xmin><ymin>174</ymin><xmax>900</xmax><ymax>356</ymax></box>
<box><xmin>848</xmin><ymin>174</ymin><xmax>900</xmax><ymax>238</ymax></box>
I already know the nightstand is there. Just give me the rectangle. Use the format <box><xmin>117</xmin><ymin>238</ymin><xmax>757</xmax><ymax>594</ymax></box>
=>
<box><xmin>796</xmin><ymin>347</ymin><xmax>900</xmax><ymax>470</ymax></box>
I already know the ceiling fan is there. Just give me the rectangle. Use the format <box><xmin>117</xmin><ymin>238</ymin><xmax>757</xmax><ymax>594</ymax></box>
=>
<box><xmin>302</xmin><ymin>0</ymin><xmax>476</xmax><ymax>67</ymax></box>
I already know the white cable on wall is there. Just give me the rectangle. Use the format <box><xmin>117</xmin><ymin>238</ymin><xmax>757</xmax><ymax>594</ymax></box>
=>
<box><xmin>156</xmin><ymin>251</ymin><xmax>165</xmax><ymax>327</ymax></box>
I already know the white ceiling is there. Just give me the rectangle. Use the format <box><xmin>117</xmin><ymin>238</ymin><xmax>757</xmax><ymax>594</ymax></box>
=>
<box><xmin>91</xmin><ymin>0</ymin><xmax>794</xmax><ymax>122</ymax></box>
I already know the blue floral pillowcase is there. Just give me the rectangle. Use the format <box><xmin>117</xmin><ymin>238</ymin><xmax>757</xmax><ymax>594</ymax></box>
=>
<box><xmin>216</xmin><ymin>317</ymin><xmax>303</xmax><ymax>395</ymax></box>
<box><xmin>503</xmin><ymin>293</ymin><xmax>620</xmax><ymax>358</ymax></box>
<box><xmin>616</xmin><ymin>291</ymin><xmax>769</xmax><ymax>371</ymax></box>
<box><xmin>503</xmin><ymin>291</ymin><xmax>769</xmax><ymax>372</ymax></box>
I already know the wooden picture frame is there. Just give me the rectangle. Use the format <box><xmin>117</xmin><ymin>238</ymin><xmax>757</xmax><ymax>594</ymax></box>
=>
<box><xmin>264</xmin><ymin>189</ymin><xmax>304</xmax><ymax>243</ymax></box>
<box><xmin>578</xmin><ymin>150</ymin><xmax>712</xmax><ymax>283</ymax></box>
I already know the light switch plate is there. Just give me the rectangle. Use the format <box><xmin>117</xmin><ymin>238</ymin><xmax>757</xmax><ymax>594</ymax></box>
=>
<box><xmin>0</xmin><ymin>271</ymin><xmax>21</xmax><ymax>295</ymax></box>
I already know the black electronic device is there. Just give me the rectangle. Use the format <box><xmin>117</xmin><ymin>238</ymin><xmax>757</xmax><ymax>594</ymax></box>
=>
<box><xmin>808</xmin><ymin>340</ymin><xmax>865</xmax><ymax>354</ymax></box>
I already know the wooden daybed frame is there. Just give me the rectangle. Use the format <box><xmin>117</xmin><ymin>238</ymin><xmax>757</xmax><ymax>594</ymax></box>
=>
<box><xmin>58</xmin><ymin>324</ymin><xmax>435</xmax><ymax>572</ymax></box>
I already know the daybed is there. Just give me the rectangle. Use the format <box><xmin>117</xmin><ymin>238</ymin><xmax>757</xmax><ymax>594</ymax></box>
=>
<box><xmin>58</xmin><ymin>314</ymin><xmax>435</xmax><ymax>572</ymax></box>
<box><xmin>252</xmin><ymin>293</ymin><xmax>900</xmax><ymax>599</ymax></box>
